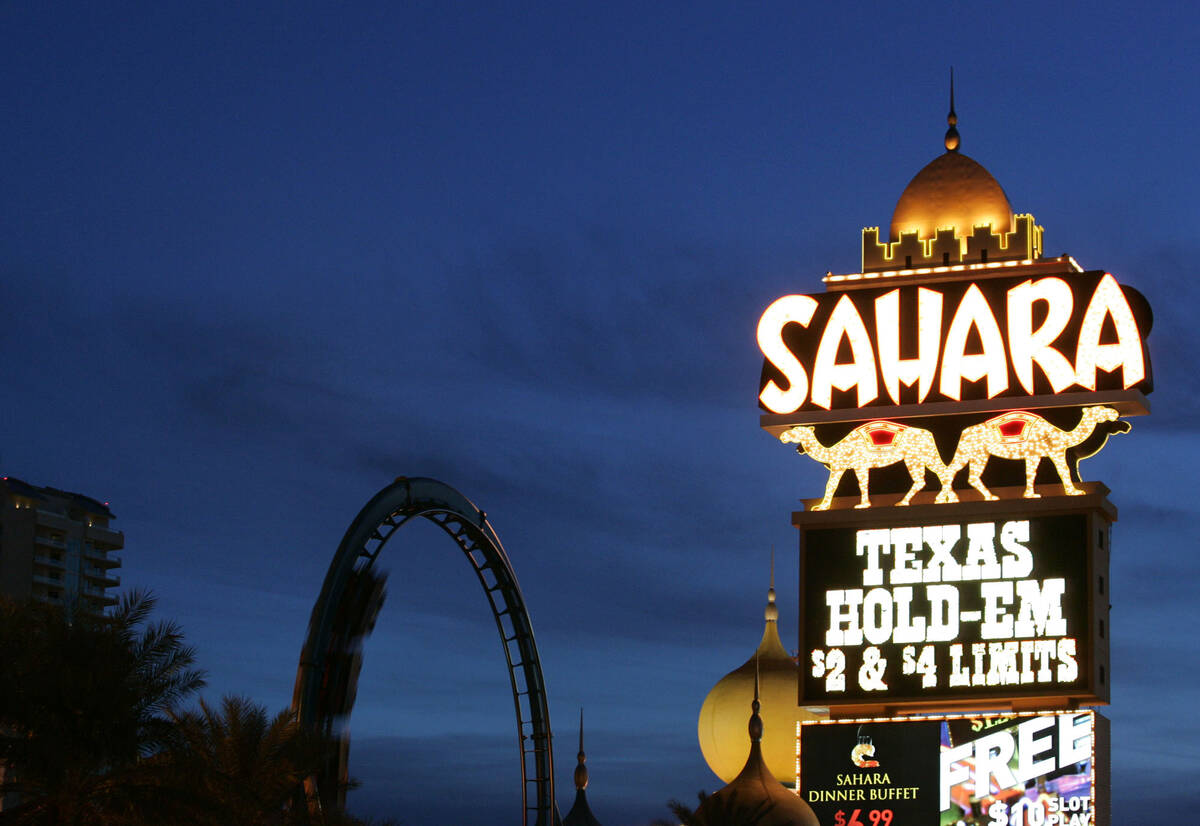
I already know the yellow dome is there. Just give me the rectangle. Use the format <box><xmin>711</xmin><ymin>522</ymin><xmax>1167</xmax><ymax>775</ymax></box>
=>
<box><xmin>695</xmin><ymin>691</ymin><xmax>820</xmax><ymax>826</ymax></box>
<box><xmin>698</xmin><ymin>585</ymin><xmax>822</xmax><ymax>787</ymax></box>
<box><xmin>889</xmin><ymin>151</ymin><xmax>1012</xmax><ymax>242</ymax></box>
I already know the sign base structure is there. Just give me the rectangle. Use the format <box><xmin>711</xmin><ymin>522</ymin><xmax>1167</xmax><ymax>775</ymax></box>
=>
<box><xmin>796</xmin><ymin>485</ymin><xmax>1113</xmax><ymax>716</ymax></box>
<box><xmin>799</xmin><ymin>711</ymin><xmax>1110</xmax><ymax>826</ymax></box>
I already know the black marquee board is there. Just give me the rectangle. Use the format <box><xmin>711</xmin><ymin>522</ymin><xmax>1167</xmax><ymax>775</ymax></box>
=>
<box><xmin>795</xmin><ymin>489</ymin><xmax>1113</xmax><ymax>714</ymax></box>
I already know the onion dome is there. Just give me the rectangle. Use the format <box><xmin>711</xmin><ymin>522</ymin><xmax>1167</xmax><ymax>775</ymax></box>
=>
<box><xmin>692</xmin><ymin>670</ymin><xmax>820</xmax><ymax>826</ymax></box>
<box><xmin>698</xmin><ymin>559</ymin><xmax>822</xmax><ymax>787</ymax></box>
<box><xmin>889</xmin><ymin>152</ymin><xmax>1013</xmax><ymax>242</ymax></box>
<box><xmin>562</xmin><ymin>709</ymin><xmax>602</xmax><ymax>826</ymax></box>
<box><xmin>888</xmin><ymin>75</ymin><xmax>1012</xmax><ymax>242</ymax></box>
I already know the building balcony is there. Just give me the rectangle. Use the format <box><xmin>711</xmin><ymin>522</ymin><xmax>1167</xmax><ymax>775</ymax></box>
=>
<box><xmin>32</xmin><ymin>511</ymin><xmax>123</xmax><ymax>548</ymax></box>
<box><xmin>34</xmin><ymin>509</ymin><xmax>71</xmax><ymax>529</ymax></box>
<box><xmin>84</xmin><ymin>592</ymin><xmax>120</xmax><ymax>609</ymax></box>
<box><xmin>84</xmin><ymin>568</ymin><xmax>120</xmax><ymax>588</ymax></box>
<box><xmin>84</xmin><ymin>547</ymin><xmax>122</xmax><ymax>568</ymax></box>
<box><xmin>86</xmin><ymin>525</ymin><xmax>124</xmax><ymax>548</ymax></box>
<box><xmin>81</xmin><ymin>583</ymin><xmax>118</xmax><ymax>603</ymax></box>
<box><xmin>33</xmin><ymin>553</ymin><xmax>65</xmax><ymax>569</ymax></box>
<box><xmin>31</xmin><ymin>572</ymin><xmax>64</xmax><ymax>587</ymax></box>
<box><xmin>35</xmin><ymin>534</ymin><xmax>66</xmax><ymax>549</ymax></box>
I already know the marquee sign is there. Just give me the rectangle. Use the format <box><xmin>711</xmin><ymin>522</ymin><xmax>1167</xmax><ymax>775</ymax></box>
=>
<box><xmin>758</xmin><ymin>270</ymin><xmax>1152</xmax><ymax>421</ymax></box>
<box><xmin>799</xmin><ymin>711</ymin><xmax>1108</xmax><ymax>826</ymax></box>
<box><xmin>797</xmin><ymin>497</ymin><xmax>1111</xmax><ymax>711</ymax></box>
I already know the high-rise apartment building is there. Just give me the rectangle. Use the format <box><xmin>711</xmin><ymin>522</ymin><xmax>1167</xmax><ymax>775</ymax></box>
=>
<box><xmin>0</xmin><ymin>477</ymin><xmax>122</xmax><ymax>616</ymax></box>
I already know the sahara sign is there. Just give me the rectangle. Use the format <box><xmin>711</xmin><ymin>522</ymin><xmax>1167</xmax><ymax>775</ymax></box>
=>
<box><xmin>797</xmin><ymin>503</ymin><xmax>1109</xmax><ymax>709</ymax></box>
<box><xmin>758</xmin><ymin>271</ymin><xmax>1151</xmax><ymax>417</ymax></box>
<box><xmin>799</xmin><ymin>711</ymin><xmax>1106</xmax><ymax>826</ymax></box>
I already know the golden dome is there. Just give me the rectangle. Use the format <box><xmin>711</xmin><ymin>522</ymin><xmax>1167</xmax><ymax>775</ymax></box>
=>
<box><xmin>693</xmin><ymin>685</ymin><xmax>820</xmax><ymax>826</ymax></box>
<box><xmin>889</xmin><ymin>150</ymin><xmax>1013</xmax><ymax>242</ymax></box>
<box><xmin>698</xmin><ymin>577</ymin><xmax>822</xmax><ymax>787</ymax></box>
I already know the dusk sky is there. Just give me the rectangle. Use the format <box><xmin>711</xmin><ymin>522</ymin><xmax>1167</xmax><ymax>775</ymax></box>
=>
<box><xmin>3</xmin><ymin>3</ymin><xmax>1198</xmax><ymax>824</ymax></box>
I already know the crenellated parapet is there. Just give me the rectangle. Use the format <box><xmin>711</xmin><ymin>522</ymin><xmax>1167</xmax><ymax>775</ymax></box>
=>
<box><xmin>862</xmin><ymin>213</ymin><xmax>1043</xmax><ymax>272</ymax></box>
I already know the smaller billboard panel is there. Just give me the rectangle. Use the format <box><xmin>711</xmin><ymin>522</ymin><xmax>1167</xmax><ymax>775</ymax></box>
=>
<box><xmin>800</xmin><ymin>711</ymin><xmax>1106</xmax><ymax>826</ymax></box>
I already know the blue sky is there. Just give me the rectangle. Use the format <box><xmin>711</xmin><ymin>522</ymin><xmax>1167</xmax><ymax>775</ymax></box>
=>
<box><xmin>3</xmin><ymin>2</ymin><xmax>1198</xmax><ymax>824</ymax></box>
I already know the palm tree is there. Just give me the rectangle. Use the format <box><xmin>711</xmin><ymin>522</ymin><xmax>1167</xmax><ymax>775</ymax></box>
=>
<box><xmin>160</xmin><ymin>695</ymin><xmax>328</xmax><ymax>826</ymax></box>
<box><xmin>0</xmin><ymin>591</ymin><xmax>205</xmax><ymax>824</ymax></box>
<box><xmin>161</xmin><ymin>694</ymin><xmax>406</xmax><ymax>826</ymax></box>
<box><xmin>652</xmin><ymin>790</ymin><xmax>786</xmax><ymax>826</ymax></box>
<box><xmin>652</xmin><ymin>791</ymin><xmax>709</xmax><ymax>825</ymax></box>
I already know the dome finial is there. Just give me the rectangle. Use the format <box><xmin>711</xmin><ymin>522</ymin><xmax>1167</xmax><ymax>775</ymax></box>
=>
<box><xmin>764</xmin><ymin>548</ymin><xmax>778</xmax><ymax>623</ymax></box>
<box><xmin>574</xmin><ymin>707</ymin><xmax>589</xmax><ymax>791</ymax></box>
<box><xmin>945</xmin><ymin>67</ymin><xmax>960</xmax><ymax>152</ymax></box>
<box><xmin>748</xmin><ymin>655</ymin><xmax>764</xmax><ymax>742</ymax></box>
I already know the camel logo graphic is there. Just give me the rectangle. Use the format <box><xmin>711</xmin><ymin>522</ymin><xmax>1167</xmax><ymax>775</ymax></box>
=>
<box><xmin>780</xmin><ymin>420</ymin><xmax>950</xmax><ymax>511</ymax></box>
<box><xmin>939</xmin><ymin>406</ymin><xmax>1126</xmax><ymax>501</ymax></box>
<box><xmin>781</xmin><ymin>405</ymin><xmax>1128</xmax><ymax>509</ymax></box>
<box><xmin>851</xmin><ymin>727</ymin><xmax>880</xmax><ymax>768</ymax></box>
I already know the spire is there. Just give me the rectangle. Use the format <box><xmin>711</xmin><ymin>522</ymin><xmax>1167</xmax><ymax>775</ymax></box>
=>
<box><xmin>563</xmin><ymin>708</ymin><xmax>602</xmax><ymax>826</ymax></box>
<box><xmin>574</xmin><ymin>708</ymin><xmax>588</xmax><ymax>791</ymax></box>
<box><xmin>764</xmin><ymin>548</ymin><xmax>778</xmax><ymax>623</ymax></box>
<box><xmin>945</xmin><ymin>67</ymin><xmax>960</xmax><ymax>152</ymax></box>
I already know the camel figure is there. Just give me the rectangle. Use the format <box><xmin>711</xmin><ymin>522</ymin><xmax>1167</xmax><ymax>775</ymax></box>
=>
<box><xmin>937</xmin><ymin>405</ymin><xmax>1123</xmax><ymax>502</ymax></box>
<box><xmin>780</xmin><ymin>421</ymin><xmax>950</xmax><ymax>511</ymax></box>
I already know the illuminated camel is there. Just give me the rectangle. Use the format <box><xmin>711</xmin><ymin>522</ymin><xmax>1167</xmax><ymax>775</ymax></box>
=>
<box><xmin>937</xmin><ymin>405</ymin><xmax>1123</xmax><ymax>502</ymax></box>
<box><xmin>780</xmin><ymin>421</ymin><xmax>949</xmax><ymax>511</ymax></box>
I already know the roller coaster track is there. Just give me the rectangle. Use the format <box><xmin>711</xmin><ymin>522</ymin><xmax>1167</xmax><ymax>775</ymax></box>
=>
<box><xmin>292</xmin><ymin>477</ymin><xmax>557</xmax><ymax>825</ymax></box>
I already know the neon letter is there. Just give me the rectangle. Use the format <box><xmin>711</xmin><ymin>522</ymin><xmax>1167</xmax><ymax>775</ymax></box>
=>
<box><xmin>940</xmin><ymin>284</ymin><xmax>1009</xmax><ymax>401</ymax></box>
<box><xmin>811</xmin><ymin>294</ymin><xmax>879</xmax><ymax>409</ymax></box>
<box><xmin>940</xmin><ymin>742</ymin><xmax>972</xmax><ymax>810</ymax></box>
<box><xmin>926</xmin><ymin>584</ymin><xmax>960</xmax><ymax>642</ymax></box>
<box><xmin>1008</xmin><ymin>277</ymin><xmax>1076</xmax><ymax>393</ymax></box>
<box><xmin>980</xmin><ymin>581</ymin><xmax>1015</xmax><ymax>639</ymax></box>
<box><xmin>1000</xmin><ymin>520</ymin><xmax>1033</xmax><ymax>579</ymax></box>
<box><xmin>757</xmin><ymin>294</ymin><xmax>819</xmax><ymax>413</ymax></box>
<box><xmin>1014</xmin><ymin>579</ymin><xmax>1067</xmax><ymax>637</ymax></box>
<box><xmin>923</xmin><ymin>524</ymin><xmax>962</xmax><ymax>583</ymax></box>
<box><xmin>961</xmin><ymin>521</ymin><xmax>1002</xmax><ymax>581</ymax></box>
<box><xmin>1016</xmin><ymin>716</ymin><xmax>1057</xmax><ymax>785</ymax></box>
<box><xmin>1075</xmin><ymin>274</ymin><xmax>1145</xmax><ymax>390</ymax></box>
<box><xmin>856</xmin><ymin>528</ymin><xmax>890</xmax><ymax>587</ymax></box>
<box><xmin>826</xmin><ymin>588</ymin><xmax>864</xmax><ymax>646</ymax></box>
<box><xmin>973</xmin><ymin>730</ymin><xmax>1018</xmax><ymax>795</ymax></box>
<box><xmin>875</xmin><ymin>287</ymin><xmax>943</xmax><ymax>404</ymax></box>
<box><xmin>1060</xmin><ymin>712</ymin><xmax>1091</xmax><ymax>766</ymax></box>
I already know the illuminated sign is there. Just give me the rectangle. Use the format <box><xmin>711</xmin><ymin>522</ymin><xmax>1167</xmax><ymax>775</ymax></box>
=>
<box><xmin>799</xmin><ymin>711</ymin><xmax>1108</xmax><ymax>826</ymax></box>
<box><xmin>943</xmin><ymin>407</ymin><xmax>1122</xmax><ymax>501</ymax></box>
<box><xmin>780</xmin><ymin>406</ymin><xmax>1125</xmax><ymax>510</ymax></box>
<box><xmin>798</xmin><ymin>503</ymin><xmax>1109</xmax><ymax>708</ymax></box>
<box><xmin>781</xmin><ymin>420</ymin><xmax>951</xmax><ymax>511</ymax></box>
<box><xmin>758</xmin><ymin>272</ymin><xmax>1152</xmax><ymax>417</ymax></box>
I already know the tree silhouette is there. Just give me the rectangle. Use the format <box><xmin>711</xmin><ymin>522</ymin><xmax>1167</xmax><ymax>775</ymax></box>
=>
<box><xmin>652</xmin><ymin>789</ymin><xmax>787</xmax><ymax>826</ymax></box>
<box><xmin>0</xmin><ymin>591</ymin><xmax>205</xmax><ymax>824</ymax></box>
<box><xmin>159</xmin><ymin>695</ymin><xmax>335</xmax><ymax>826</ymax></box>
